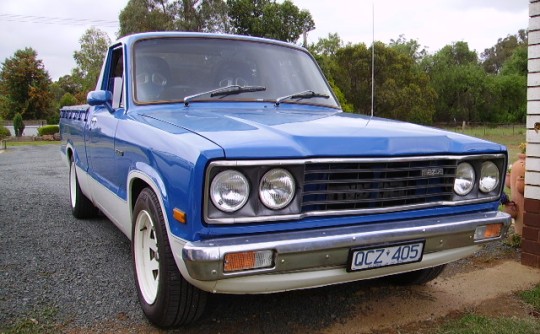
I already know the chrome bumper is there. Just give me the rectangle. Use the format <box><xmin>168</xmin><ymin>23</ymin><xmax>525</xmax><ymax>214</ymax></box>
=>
<box><xmin>182</xmin><ymin>211</ymin><xmax>511</xmax><ymax>282</ymax></box>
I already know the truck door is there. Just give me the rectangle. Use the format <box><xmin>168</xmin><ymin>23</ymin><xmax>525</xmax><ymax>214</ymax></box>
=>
<box><xmin>86</xmin><ymin>46</ymin><xmax>124</xmax><ymax>197</ymax></box>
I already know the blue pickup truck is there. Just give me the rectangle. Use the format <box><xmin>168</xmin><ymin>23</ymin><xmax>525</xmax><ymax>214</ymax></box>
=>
<box><xmin>60</xmin><ymin>32</ymin><xmax>512</xmax><ymax>328</ymax></box>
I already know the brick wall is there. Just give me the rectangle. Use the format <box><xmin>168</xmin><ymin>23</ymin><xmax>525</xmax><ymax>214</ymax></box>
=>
<box><xmin>523</xmin><ymin>199</ymin><xmax>540</xmax><ymax>267</ymax></box>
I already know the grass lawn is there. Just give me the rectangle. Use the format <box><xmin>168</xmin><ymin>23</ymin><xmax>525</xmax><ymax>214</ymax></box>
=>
<box><xmin>441</xmin><ymin>125</ymin><xmax>526</xmax><ymax>162</ymax></box>
<box><xmin>438</xmin><ymin>284</ymin><xmax>540</xmax><ymax>334</ymax></box>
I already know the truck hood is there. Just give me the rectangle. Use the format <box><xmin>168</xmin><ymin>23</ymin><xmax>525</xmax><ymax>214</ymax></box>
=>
<box><xmin>143</xmin><ymin>105</ymin><xmax>504</xmax><ymax>158</ymax></box>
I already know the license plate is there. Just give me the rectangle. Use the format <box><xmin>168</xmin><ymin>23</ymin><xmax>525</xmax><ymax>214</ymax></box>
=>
<box><xmin>348</xmin><ymin>241</ymin><xmax>425</xmax><ymax>272</ymax></box>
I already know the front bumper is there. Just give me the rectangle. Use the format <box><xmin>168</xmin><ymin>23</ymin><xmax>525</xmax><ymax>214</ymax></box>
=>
<box><xmin>177</xmin><ymin>211</ymin><xmax>511</xmax><ymax>293</ymax></box>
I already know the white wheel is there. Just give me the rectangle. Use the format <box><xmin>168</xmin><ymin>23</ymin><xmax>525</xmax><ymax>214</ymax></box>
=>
<box><xmin>70</xmin><ymin>159</ymin><xmax>77</xmax><ymax>209</ymax></box>
<box><xmin>132</xmin><ymin>188</ymin><xmax>207</xmax><ymax>328</ymax></box>
<box><xmin>69</xmin><ymin>155</ymin><xmax>97</xmax><ymax>218</ymax></box>
<box><xmin>133</xmin><ymin>209</ymin><xmax>159</xmax><ymax>304</ymax></box>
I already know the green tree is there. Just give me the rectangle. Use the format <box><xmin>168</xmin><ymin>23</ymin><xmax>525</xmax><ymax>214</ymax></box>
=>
<box><xmin>0</xmin><ymin>48</ymin><xmax>53</xmax><ymax>120</ymax></box>
<box><xmin>331</xmin><ymin>43</ymin><xmax>371</xmax><ymax>114</ymax></box>
<box><xmin>118</xmin><ymin>0</ymin><xmax>229</xmax><ymax>37</ymax></box>
<box><xmin>492</xmin><ymin>74</ymin><xmax>526</xmax><ymax>123</ymax></box>
<box><xmin>0</xmin><ymin>115</ymin><xmax>11</xmax><ymax>139</ymax></box>
<box><xmin>309</xmin><ymin>34</ymin><xmax>354</xmax><ymax>112</ymax></box>
<box><xmin>73</xmin><ymin>27</ymin><xmax>111</xmax><ymax>95</ymax></box>
<box><xmin>495</xmin><ymin>45</ymin><xmax>528</xmax><ymax>123</ymax></box>
<box><xmin>372</xmin><ymin>42</ymin><xmax>436</xmax><ymax>123</ymax></box>
<box><xmin>59</xmin><ymin>93</ymin><xmax>78</xmax><ymax>109</ymax></box>
<box><xmin>177</xmin><ymin>0</ymin><xmax>230</xmax><ymax>32</ymax></box>
<box><xmin>49</xmin><ymin>74</ymin><xmax>84</xmax><ymax>109</ymax></box>
<box><xmin>309</xmin><ymin>33</ymin><xmax>344</xmax><ymax>83</ymax></box>
<box><xmin>0</xmin><ymin>96</ymin><xmax>9</xmax><ymax>120</ymax></box>
<box><xmin>500</xmin><ymin>45</ymin><xmax>527</xmax><ymax>76</ymax></box>
<box><xmin>227</xmin><ymin>0</ymin><xmax>314</xmax><ymax>43</ymax></box>
<box><xmin>13</xmin><ymin>113</ymin><xmax>25</xmax><ymax>137</ymax></box>
<box><xmin>328</xmin><ymin>41</ymin><xmax>436</xmax><ymax>123</ymax></box>
<box><xmin>119</xmin><ymin>0</ymin><xmax>174</xmax><ymax>36</ymax></box>
<box><xmin>481</xmin><ymin>29</ymin><xmax>527</xmax><ymax>74</ymax></box>
<box><xmin>56</xmin><ymin>74</ymin><xmax>83</xmax><ymax>96</ymax></box>
<box><xmin>432</xmin><ymin>41</ymin><xmax>478</xmax><ymax>67</ymax></box>
<box><xmin>310</xmin><ymin>33</ymin><xmax>343</xmax><ymax>57</ymax></box>
<box><xmin>424</xmin><ymin>42</ymin><xmax>492</xmax><ymax>123</ymax></box>
<box><xmin>329</xmin><ymin>80</ymin><xmax>354</xmax><ymax>112</ymax></box>
<box><xmin>389</xmin><ymin>35</ymin><xmax>427</xmax><ymax>62</ymax></box>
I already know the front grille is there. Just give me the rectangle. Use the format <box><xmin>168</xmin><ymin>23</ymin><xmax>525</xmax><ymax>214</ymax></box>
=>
<box><xmin>302</xmin><ymin>159</ymin><xmax>457</xmax><ymax>213</ymax></box>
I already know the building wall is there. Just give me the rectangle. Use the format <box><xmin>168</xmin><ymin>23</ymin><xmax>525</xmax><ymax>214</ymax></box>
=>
<box><xmin>524</xmin><ymin>0</ymin><xmax>540</xmax><ymax>268</ymax></box>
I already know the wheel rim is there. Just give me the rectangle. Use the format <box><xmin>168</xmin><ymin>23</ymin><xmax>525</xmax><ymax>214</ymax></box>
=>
<box><xmin>134</xmin><ymin>209</ymin><xmax>159</xmax><ymax>304</ymax></box>
<box><xmin>69</xmin><ymin>161</ymin><xmax>77</xmax><ymax>209</ymax></box>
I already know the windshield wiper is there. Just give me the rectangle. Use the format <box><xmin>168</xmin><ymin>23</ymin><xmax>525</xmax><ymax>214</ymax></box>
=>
<box><xmin>275</xmin><ymin>90</ymin><xmax>330</xmax><ymax>106</ymax></box>
<box><xmin>184</xmin><ymin>85</ymin><xmax>266</xmax><ymax>106</ymax></box>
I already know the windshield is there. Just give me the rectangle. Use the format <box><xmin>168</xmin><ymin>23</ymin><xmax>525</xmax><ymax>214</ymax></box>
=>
<box><xmin>133</xmin><ymin>37</ymin><xmax>339</xmax><ymax>108</ymax></box>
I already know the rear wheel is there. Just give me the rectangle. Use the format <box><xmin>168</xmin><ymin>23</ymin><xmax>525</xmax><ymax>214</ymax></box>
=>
<box><xmin>69</xmin><ymin>155</ymin><xmax>98</xmax><ymax>218</ymax></box>
<box><xmin>132</xmin><ymin>187</ymin><xmax>207</xmax><ymax>328</ymax></box>
<box><xmin>388</xmin><ymin>265</ymin><xmax>446</xmax><ymax>285</ymax></box>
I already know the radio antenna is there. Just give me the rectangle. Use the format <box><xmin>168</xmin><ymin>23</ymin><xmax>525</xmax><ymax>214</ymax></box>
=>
<box><xmin>370</xmin><ymin>2</ymin><xmax>375</xmax><ymax>118</ymax></box>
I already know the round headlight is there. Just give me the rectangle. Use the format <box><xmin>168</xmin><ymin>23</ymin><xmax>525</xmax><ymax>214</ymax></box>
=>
<box><xmin>210</xmin><ymin>170</ymin><xmax>249</xmax><ymax>212</ymax></box>
<box><xmin>454</xmin><ymin>162</ymin><xmax>475</xmax><ymax>196</ymax></box>
<box><xmin>259</xmin><ymin>168</ymin><xmax>296</xmax><ymax>210</ymax></box>
<box><xmin>479</xmin><ymin>161</ymin><xmax>499</xmax><ymax>193</ymax></box>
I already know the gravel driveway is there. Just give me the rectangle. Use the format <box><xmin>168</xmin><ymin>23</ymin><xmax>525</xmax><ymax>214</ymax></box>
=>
<box><xmin>0</xmin><ymin>145</ymin><xmax>141</xmax><ymax>329</ymax></box>
<box><xmin>0</xmin><ymin>145</ymin><xmax>373</xmax><ymax>333</ymax></box>
<box><xmin>1</xmin><ymin>144</ymin><xmax>534</xmax><ymax>334</ymax></box>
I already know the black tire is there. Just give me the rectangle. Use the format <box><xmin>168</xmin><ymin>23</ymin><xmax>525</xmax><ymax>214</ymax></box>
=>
<box><xmin>388</xmin><ymin>265</ymin><xmax>446</xmax><ymax>285</ymax></box>
<box><xmin>132</xmin><ymin>187</ymin><xmax>207</xmax><ymax>328</ymax></box>
<box><xmin>69</xmin><ymin>155</ymin><xmax>98</xmax><ymax>219</ymax></box>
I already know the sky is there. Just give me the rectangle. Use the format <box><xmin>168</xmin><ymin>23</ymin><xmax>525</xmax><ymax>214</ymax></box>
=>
<box><xmin>0</xmin><ymin>0</ymin><xmax>530</xmax><ymax>81</ymax></box>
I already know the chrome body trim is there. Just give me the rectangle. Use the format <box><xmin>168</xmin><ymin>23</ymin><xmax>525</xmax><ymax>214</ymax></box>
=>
<box><xmin>204</xmin><ymin>154</ymin><xmax>506</xmax><ymax>224</ymax></box>
<box><xmin>207</xmin><ymin>154</ymin><xmax>506</xmax><ymax>166</ymax></box>
<box><xmin>183</xmin><ymin>246</ymin><xmax>480</xmax><ymax>294</ymax></box>
<box><xmin>183</xmin><ymin>210</ymin><xmax>511</xmax><ymax>282</ymax></box>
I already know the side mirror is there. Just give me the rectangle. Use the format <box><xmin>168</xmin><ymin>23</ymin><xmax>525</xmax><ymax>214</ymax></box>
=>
<box><xmin>87</xmin><ymin>90</ymin><xmax>114</xmax><ymax>113</ymax></box>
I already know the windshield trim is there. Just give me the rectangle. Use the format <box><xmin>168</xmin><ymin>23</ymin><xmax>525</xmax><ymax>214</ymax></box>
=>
<box><xmin>131</xmin><ymin>36</ymin><xmax>340</xmax><ymax>109</ymax></box>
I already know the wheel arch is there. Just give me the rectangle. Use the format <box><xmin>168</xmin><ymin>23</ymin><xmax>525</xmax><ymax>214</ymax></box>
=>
<box><xmin>128</xmin><ymin>166</ymin><xmax>205</xmax><ymax>307</ymax></box>
<box><xmin>128</xmin><ymin>167</ymin><xmax>172</xmax><ymax>239</ymax></box>
<box><xmin>64</xmin><ymin>142</ymin><xmax>78</xmax><ymax>167</ymax></box>
<box><xmin>65</xmin><ymin>142</ymin><xmax>74</xmax><ymax>162</ymax></box>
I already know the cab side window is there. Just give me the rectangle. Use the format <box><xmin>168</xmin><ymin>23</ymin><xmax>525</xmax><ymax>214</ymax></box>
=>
<box><xmin>107</xmin><ymin>47</ymin><xmax>124</xmax><ymax>109</ymax></box>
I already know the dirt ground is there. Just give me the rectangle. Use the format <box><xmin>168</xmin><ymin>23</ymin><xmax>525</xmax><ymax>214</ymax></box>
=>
<box><xmin>68</xmin><ymin>252</ymin><xmax>540</xmax><ymax>334</ymax></box>
<box><xmin>323</xmin><ymin>260</ymin><xmax>540</xmax><ymax>334</ymax></box>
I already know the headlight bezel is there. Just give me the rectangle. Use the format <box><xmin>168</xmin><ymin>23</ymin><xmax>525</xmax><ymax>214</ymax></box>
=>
<box><xmin>454</xmin><ymin>162</ymin><xmax>476</xmax><ymax>196</ymax></box>
<box><xmin>479</xmin><ymin>161</ymin><xmax>500</xmax><ymax>193</ymax></box>
<box><xmin>209</xmin><ymin>170</ymin><xmax>250</xmax><ymax>213</ymax></box>
<box><xmin>452</xmin><ymin>156</ymin><xmax>505</xmax><ymax>200</ymax></box>
<box><xmin>205</xmin><ymin>162</ymin><xmax>303</xmax><ymax>224</ymax></box>
<box><xmin>259</xmin><ymin>168</ymin><xmax>297</xmax><ymax>210</ymax></box>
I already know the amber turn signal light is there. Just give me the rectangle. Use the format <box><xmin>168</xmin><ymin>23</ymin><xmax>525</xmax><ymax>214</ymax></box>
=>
<box><xmin>173</xmin><ymin>208</ymin><xmax>186</xmax><ymax>224</ymax></box>
<box><xmin>223</xmin><ymin>250</ymin><xmax>274</xmax><ymax>272</ymax></box>
<box><xmin>474</xmin><ymin>223</ymin><xmax>503</xmax><ymax>240</ymax></box>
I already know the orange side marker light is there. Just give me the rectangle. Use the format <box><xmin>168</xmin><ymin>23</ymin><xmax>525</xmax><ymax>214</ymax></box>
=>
<box><xmin>173</xmin><ymin>208</ymin><xmax>186</xmax><ymax>224</ymax></box>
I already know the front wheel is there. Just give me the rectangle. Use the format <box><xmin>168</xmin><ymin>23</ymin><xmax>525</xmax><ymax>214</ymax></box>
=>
<box><xmin>132</xmin><ymin>188</ymin><xmax>207</xmax><ymax>328</ymax></box>
<box><xmin>388</xmin><ymin>265</ymin><xmax>446</xmax><ymax>285</ymax></box>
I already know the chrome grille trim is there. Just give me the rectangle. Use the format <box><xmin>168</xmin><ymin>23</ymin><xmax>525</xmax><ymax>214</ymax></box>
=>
<box><xmin>302</xmin><ymin>159</ymin><xmax>457</xmax><ymax>212</ymax></box>
<box><xmin>204</xmin><ymin>154</ymin><xmax>506</xmax><ymax>224</ymax></box>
